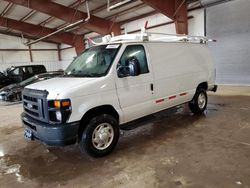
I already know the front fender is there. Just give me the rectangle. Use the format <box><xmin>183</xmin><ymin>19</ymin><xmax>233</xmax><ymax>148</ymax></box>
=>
<box><xmin>68</xmin><ymin>89</ymin><xmax>123</xmax><ymax>124</ymax></box>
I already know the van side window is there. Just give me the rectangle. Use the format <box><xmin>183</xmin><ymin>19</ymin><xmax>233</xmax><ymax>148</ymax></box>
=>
<box><xmin>119</xmin><ymin>45</ymin><xmax>149</xmax><ymax>74</ymax></box>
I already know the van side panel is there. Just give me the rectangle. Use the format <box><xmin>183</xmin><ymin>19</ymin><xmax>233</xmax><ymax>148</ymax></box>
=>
<box><xmin>146</xmin><ymin>42</ymin><xmax>214</xmax><ymax>112</ymax></box>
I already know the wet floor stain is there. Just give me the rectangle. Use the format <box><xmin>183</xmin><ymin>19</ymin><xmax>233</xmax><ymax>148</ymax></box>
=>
<box><xmin>0</xmin><ymin>93</ymin><xmax>250</xmax><ymax>187</ymax></box>
<box><xmin>0</xmin><ymin>155</ymin><xmax>23</xmax><ymax>183</ymax></box>
<box><xmin>0</xmin><ymin>127</ymin><xmax>22</xmax><ymax>135</ymax></box>
<box><xmin>0</xmin><ymin>106</ymin><xmax>205</xmax><ymax>185</ymax></box>
<box><xmin>0</xmin><ymin>145</ymin><xmax>114</xmax><ymax>183</ymax></box>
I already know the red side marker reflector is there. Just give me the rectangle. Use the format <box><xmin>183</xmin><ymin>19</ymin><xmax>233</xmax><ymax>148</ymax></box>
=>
<box><xmin>169</xmin><ymin>95</ymin><xmax>176</xmax><ymax>100</ymax></box>
<box><xmin>180</xmin><ymin>92</ymin><xmax>187</xmax><ymax>96</ymax></box>
<box><xmin>156</xmin><ymin>99</ymin><xmax>164</xmax><ymax>103</ymax></box>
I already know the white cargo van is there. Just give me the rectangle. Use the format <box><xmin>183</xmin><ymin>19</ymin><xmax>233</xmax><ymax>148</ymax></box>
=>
<box><xmin>21</xmin><ymin>32</ymin><xmax>217</xmax><ymax>157</ymax></box>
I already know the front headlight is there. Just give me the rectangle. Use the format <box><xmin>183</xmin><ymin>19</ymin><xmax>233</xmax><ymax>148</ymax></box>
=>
<box><xmin>48</xmin><ymin>99</ymin><xmax>72</xmax><ymax>124</ymax></box>
<box><xmin>55</xmin><ymin>111</ymin><xmax>62</xmax><ymax>121</ymax></box>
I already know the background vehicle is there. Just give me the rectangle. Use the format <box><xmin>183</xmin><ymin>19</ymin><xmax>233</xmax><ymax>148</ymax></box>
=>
<box><xmin>4</xmin><ymin>65</ymin><xmax>47</xmax><ymax>84</ymax></box>
<box><xmin>0</xmin><ymin>71</ymin><xmax>12</xmax><ymax>89</ymax></box>
<box><xmin>0</xmin><ymin>71</ymin><xmax>63</xmax><ymax>102</ymax></box>
<box><xmin>21</xmin><ymin>32</ymin><xmax>217</xmax><ymax>157</ymax></box>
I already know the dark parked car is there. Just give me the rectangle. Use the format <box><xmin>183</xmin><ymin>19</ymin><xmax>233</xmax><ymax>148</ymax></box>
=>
<box><xmin>5</xmin><ymin>65</ymin><xmax>47</xmax><ymax>83</ymax></box>
<box><xmin>0</xmin><ymin>71</ymin><xmax>63</xmax><ymax>102</ymax></box>
<box><xmin>0</xmin><ymin>71</ymin><xmax>13</xmax><ymax>89</ymax></box>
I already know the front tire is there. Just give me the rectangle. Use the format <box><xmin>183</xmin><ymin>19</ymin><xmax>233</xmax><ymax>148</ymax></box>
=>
<box><xmin>79</xmin><ymin>114</ymin><xmax>119</xmax><ymax>157</ymax></box>
<box><xmin>189</xmin><ymin>88</ymin><xmax>207</xmax><ymax>115</ymax></box>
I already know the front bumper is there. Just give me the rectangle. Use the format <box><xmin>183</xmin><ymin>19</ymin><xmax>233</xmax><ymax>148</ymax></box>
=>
<box><xmin>21</xmin><ymin>113</ymin><xmax>80</xmax><ymax>146</ymax></box>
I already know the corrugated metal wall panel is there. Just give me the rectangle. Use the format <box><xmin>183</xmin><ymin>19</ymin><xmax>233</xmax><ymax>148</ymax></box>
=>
<box><xmin>0</xmin><ymin>33</ymin><xmax>64</xmax><ymax>72</ymax></box>
<box><xmin>207</xmin><ymin>0</ymin><xmax>250</xmax><ymax>85</ymax></box>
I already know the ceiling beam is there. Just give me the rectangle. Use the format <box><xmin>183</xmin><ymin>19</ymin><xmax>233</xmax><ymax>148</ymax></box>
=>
<box><xmin>105</xmin><ymin>3</ymin><xmax>146</xmax><ymax>20</ymax></box>
<box><xmin>91</xmin><ymin>0</ymin><xmax>126</xmax><ymax>14</ymax></box>
<box><xmin>20</xmin><ymin>10</ymin><xmax>36</xmax><ymax>21</ymax></box>
<box><xmin>4</xmin><ymin>0</ymin><xmax>121</xmax><ymax>35</ymax></box>
<box><xmin>174</xmin><ymin>0</ymin><xmax>188</xmax><ymax>34</ymax></box>
<box><xmin>141</xmin><ymin>0</ymin><xmax>188</xmax><ymax>34</ymax></box>
<box><xmin>140</xmin><ymin>0</ymin><xmax>175</xmax><ymax>19</ymax></box>
<box><xmin>39</xmin><ymin>0</ymin><xmax>85</xmax><ymax>27</ymax></box>
<box><xmin>0</xmin><ymin>2</ymin><xmax>14</xmax><ymax>16</ymax></box>
<box><xmin>0</xmin><ymin>16</ymin><xmax>84</xmax><ymax>54</ymax></box>
<box><xmin>75</xmin><ymin>2</ymin><xmax>146</xmax><ymax>35</ymax></box>
<box><xmin>119</xmin><ymin>10</ymin><xmax>158</xmax><ymax>25</ymax></box>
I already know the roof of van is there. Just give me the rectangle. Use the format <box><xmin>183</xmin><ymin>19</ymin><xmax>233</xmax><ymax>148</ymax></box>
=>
<box><xmin>89</xmin><ymin>32</ymin><xmax>216</xmax><ymax>46</ymax></box>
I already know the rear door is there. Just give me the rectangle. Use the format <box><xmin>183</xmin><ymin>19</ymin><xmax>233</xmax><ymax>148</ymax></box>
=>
<box><xmin>33</xmin><ymin>65</ymin><xmax>46</xmax><ymax>74</ymax></box>
<box><xmin>115</xmin><ymin>44</ymin><xmax>155</xmax><ymax>123</ymax></box>
<box><xmin>24</xmin><ymin>66</ymin><xmax>34</xmax><ymax>80</ymax></box>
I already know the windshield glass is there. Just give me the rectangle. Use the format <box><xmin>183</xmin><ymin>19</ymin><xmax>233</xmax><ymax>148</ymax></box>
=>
<box><xmin>65</xmin><ymin>44</ymin><xmax>120</xmax><ymax>77</ymax></box>
<box><xmin>20</xmin><ymin>75</ymin><xmax>38</xmax><ymax>86</ymax></box>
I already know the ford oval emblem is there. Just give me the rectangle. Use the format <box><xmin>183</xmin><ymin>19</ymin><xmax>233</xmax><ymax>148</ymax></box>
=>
<box><xmin>27</xmin><ymin>103</ymin><xmax>33</xmax><ymax>109</ymax></box>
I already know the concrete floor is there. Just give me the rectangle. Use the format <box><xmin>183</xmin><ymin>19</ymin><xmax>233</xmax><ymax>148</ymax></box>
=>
<box><xmin>0</xmin><ymin>86</ymin><xmax>250</xmax><ymax>188</ymax></box>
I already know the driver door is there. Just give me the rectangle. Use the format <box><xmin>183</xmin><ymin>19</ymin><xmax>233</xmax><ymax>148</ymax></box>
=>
<box><xmin>9</xmin><ymin>67</ymin><xmax>24</xmax><ymax>83</ymax></box>
<box><xmin>115</xmin><ymin>44</ymin><xmax>155</xmax><ymax>123</ymax></box>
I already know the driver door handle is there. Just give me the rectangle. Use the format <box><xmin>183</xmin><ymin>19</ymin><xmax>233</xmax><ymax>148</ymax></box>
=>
<box><xmin>150</xmin><ymin>83</ymin><xmax>154</xmax><ymax>91</ymax></box>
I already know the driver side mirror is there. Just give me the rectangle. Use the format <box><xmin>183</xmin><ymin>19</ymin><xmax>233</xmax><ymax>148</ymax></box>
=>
<box><xmin>117</xmin><ymin>57</ymin><xmax>140</xmax><ymax>78</ymax></box>
<box><xmin>117</xmin><ymin>65</ymin><xmax>129</xmax><ymax>78</ymax></box>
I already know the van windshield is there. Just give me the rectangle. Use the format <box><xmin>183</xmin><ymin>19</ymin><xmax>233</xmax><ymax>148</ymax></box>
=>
<box><xmin>65</xmin><ymin>44</ymin><xmax>120</xmax><ymax>77</ymax></box>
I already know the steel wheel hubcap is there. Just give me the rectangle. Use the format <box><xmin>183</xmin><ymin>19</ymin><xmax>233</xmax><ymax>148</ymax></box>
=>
<box><xmin>92</xmin><ymin>123</ymin><xmax>114</xmax><ymax>150</ymax></box>
<box><xmin>198</xmin><ymin>92</ymin><xmax>206</xmax><ymax>109</ymax></box>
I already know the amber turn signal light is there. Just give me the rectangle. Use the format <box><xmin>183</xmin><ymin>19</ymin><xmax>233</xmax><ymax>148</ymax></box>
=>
<box><xmin>61</xmin><ymin>100</ymin><xmax>71</xmax><ymax>107</ymax></box>
<box><xmin>54</xmin><ymin>100</ymin><xmax>61</xmax><ymax>108</ymax></box>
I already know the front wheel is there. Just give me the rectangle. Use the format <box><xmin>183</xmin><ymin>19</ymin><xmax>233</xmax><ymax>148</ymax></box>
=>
<box><xmin>189</xmin><ymin>88</ymin><xmax>207</xmax><ymax>115</ymax></box>
<box><xmin>79</xmin><ymin>114</ymin><xmax>119</xmax><ymax>157</ymax></box>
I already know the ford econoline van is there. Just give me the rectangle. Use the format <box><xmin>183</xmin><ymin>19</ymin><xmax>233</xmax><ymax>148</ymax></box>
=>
<box><xmin>21</xmin><ymin>33</ymin><xmax>217</xmax><ymax>157</ymax></box>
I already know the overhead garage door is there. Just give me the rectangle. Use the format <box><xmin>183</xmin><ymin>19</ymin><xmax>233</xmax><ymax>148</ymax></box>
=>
<box><xmin>206</xmin><ymin>0</ymin><xmax>250</xmax><ymax>85</ymax></box>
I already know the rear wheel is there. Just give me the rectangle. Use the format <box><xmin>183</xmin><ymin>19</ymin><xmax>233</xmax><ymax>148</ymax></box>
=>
<box><xmin>79</xmin><ymin>114</ymin><xmax>119</xmax><ymax>157</ymax></box>
<box><xmin>189</xmin><ymin>88</ymin><xmax>207</xmax><ymax>114</ymax></box>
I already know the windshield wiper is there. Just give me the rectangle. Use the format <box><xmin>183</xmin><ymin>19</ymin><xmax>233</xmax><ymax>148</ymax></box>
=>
<box><xmin>63</xmin><ymin>73</ymin><xmax>101</xmax><ymax>78</ymax></box>
<box><xmin>86</xmin><ymin>73</ymin><xmax>102</xmax><ymax>77</ymax></box>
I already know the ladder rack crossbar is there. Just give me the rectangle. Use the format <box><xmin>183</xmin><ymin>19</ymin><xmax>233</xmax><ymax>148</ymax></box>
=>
<box><xmin>89</xmin><ymin>29</ymin><xmax>216</xmax><ymax>46</ymax></box>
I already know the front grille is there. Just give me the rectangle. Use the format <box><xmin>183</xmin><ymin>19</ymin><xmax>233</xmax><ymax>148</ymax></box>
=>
<box><xmin>22</xmin><ymin>88</ymin><xmax>48</xmax><ymax>122</ymax></box>
<box><xmin>24</xmin><ymin>107</ymin><xmax>39</xmax><ymax>117</ymax></box>
<box><xmin>23</xmin><ymin>95</ymin><xmax>38</xmax><ymax>102</ymax></box>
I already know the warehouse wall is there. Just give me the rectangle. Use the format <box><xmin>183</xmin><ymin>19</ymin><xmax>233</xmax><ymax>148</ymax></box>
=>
<box><xmin>31</xmin><ymin>42</ymin><xmax>58</xmax><ymax>63</ymax></box>
<box><xmin>85</xmin><ymin>9</ymin><xmax>204</xmax><ymax>40</ymax></box>
<box><xmin>121</xmin><ymin>9</ymin><xmax>204</xmax><ymax>36</ymax></box>
<box><xmin>206</xmin><ymin>0</ymin><xmax>250</xmax><ymax>85</ymax></box>
<box><xmin>3</xmin><ymin>2</ymin><xmax>249</xmax><ymax>86</ymax></box>
<box><xmin>0</xmin><ymin>34</ymin><xmax>62</xmax><ymax>72</ymax></box>
<box><xmin>60</xmin><ymin>44</ymin><xmax>77</xmax><ymax>70</ymax></box>
<box><xmin>0</xmin><ymin>34</ymin><xmax>29</xmax><ymax>66</ymax></box>
<box><xmin>122</xmin><ymin>2</ymin><xmax>250</xmax><ymax>86</ymax></box>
